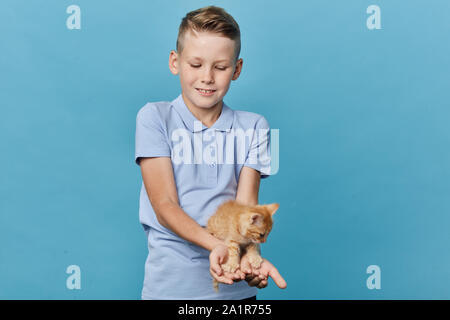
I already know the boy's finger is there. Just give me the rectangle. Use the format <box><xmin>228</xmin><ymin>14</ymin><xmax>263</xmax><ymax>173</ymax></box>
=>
<box><xmin>245</xmin><ymin>274</ymin><xmax>254</xmax><ymax>282</ymax></box>
<box><xmin>232</xmin><ymin>271</ymin><xmax>244</xmax><ymax>283</ymax></box>
<box><xmin>209</xmin><ymin>262</ymin><xmax>221</xmax><ymax>276</ymax></box>
<box><xmin>210</xmin><ymin>257</ymin><xmax>223</xmax><ymax>276</ymax></box>
<box><xmin>217</xmin><ymin>277</ymin><xmax>233</xmax><ymax>285</ymax></box>
<box><xmin>257</xmin><ymin>279</ymin><xmax>268</xmax><ymax>289</ymax></box>
<box><xmin>247</xmin><ymin>276</ymin><xmax>262</xmax><ymax>287</ymax></box>
<box><xmin>214</xmin><ymin>265</ymin><xmax>223</xmax><ymax>276</ymax></box>
<box><xmin>212</xmin><ymin>271</ymin><xmax>234</xmax><ymax>285</ymax></box>
<box><xmin>268</xmin><ymin>266</ymin><xmax>287</xmax><ymax>289</ymax></box>
<box><xmin>219</xmin><ymin>254</ymin><xmax>228</xmax><ymax>265</ymax></box>
<box><xmin>224</xmin><ymin>271</ymin><xmax>240</xmax><ymax>281</ymax></box>
<box><xmin>218</xmin><ymin>276</ymin><xmax>233</xmax><ymax>285</ymax></box>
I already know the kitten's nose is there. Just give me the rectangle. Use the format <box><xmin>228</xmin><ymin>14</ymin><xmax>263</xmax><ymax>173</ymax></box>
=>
<box><xmin>259</xmin><ymin>233</ymin><xmax>266</xmax><ymax>242</ymax></box>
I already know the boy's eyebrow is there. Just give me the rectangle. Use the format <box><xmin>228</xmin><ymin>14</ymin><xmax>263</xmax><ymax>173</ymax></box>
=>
<box><xmin>189</xmin><ymin>56</ymin><xmax>230</xmax><ymax>63</ymax></box>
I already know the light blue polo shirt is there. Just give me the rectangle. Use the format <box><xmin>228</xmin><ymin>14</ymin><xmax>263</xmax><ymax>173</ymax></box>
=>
<box><xmin>135</xmin><ymin>93</ymin><xmax>271</xmax><ymax>300</ymax></box>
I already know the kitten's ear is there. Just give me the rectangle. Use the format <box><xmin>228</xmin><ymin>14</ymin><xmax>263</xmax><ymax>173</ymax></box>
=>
<box><xmin>266</xmin><ymin>203</ymin><xmax>280</xmax><ymax>216</ymax></box>
<box><xmin>250</xmin><ymin>213</ymin><xmax>263</xmax><ymax>225</ymax></box>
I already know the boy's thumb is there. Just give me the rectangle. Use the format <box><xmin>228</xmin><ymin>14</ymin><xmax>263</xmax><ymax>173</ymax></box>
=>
<box><xmin>213</xmin><ymin>257</ymin><xmax>222</xmax><ymax>275</ymax></box>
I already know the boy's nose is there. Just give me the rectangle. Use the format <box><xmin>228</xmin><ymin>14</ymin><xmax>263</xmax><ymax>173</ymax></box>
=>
<box><xmin>201</xmin><ymin>70</ymin><xmax>214</xmax><ymax>83</ymax></box>
<box><xmin>201</xmin><ymin>78</ymin><xmax>214</xmax><ymax>84</ymax></box>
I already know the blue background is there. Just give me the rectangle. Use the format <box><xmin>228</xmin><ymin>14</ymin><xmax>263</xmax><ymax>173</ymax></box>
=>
<box><xmin>1</xmin><ymin>0</ymin><xmax>450</xmax><ymax>299</ymax></box>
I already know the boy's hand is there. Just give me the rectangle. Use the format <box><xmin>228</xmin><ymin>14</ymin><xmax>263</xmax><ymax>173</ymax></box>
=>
<box><xmin>209</xmin><ymin>244</ymin><xmax>245</xmax><ymax>285</ymax></box>
<box><xmin>240</xmin><ymin>255</ymin><xmax>287</xmax><ymax>289</ymax></box>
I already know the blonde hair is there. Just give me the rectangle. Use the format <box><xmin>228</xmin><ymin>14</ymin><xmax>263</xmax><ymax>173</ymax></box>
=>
<box><xmin>176</xmin><ymin>6</ymin><xmax>241</xmax><ymax>62</ymax></box>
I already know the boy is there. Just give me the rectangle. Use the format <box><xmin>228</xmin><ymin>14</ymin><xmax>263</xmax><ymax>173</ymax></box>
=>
<box><xmin>135</xmin><ymin>6</ymin><xmax>286</xmax><ymax>300</ymax></box>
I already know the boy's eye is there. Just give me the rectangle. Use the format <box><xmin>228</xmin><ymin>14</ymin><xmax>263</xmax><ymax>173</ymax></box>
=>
<box><xmin>189</xmin><ymin>64</ymin><xmax>227</xmax><ymax>70</ymax></box>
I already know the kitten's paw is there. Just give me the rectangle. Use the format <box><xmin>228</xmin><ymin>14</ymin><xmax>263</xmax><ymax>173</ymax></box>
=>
<box><xmin>248</xmin><ymin>255</ymin><xmax>263</xmax><ymax>269</ymax></box>
<box><xmin>222</xmin><ymin>259</ymin><xmax>240</xmax><ymax>273</ymax></box>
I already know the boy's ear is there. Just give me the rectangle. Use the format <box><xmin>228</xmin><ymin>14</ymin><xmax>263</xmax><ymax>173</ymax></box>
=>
<box><xmin>231</xmin><ymin>58</ymin><xmax>243</xmax><ymax>81</ymax></box>
<box><xmin>168</xmin><ymin>50</ymin><xmax>179</xmax><ymax>75</ymax></box>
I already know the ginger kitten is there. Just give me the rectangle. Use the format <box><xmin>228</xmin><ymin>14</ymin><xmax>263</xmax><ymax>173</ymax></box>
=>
<box><xmin>207</xmin><ymin>200</ymin><xmax>279</xmax><ymax>292</ymax></box>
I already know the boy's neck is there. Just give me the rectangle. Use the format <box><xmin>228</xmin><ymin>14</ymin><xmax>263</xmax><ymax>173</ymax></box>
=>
<box><xmin>181</xmin><ymin>92</ymin><xmax>223</xmax><ymax>128</ymax></box>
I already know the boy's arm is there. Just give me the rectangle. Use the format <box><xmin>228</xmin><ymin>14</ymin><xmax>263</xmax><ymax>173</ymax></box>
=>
<box><xmin>236</xmin><ymin>166</ymin><xmax>262</xmax><ymax>259</ymax></box>
<box><xmin>139</xmin><ymin>157</ymin><xmax>224</xmax><ymax>252</ymax></box>
<box><xmin>236</xmin><ymin>166</ymin><xmax>262</xmax><ymax>252</ymax></box>
<box><xmin>235</xmin><ymin>166</ymin><xmax>287</xmax><ymax>289</ymax></box>
<box><xmin>235</xmin><ymin>166</ymin><xmax>261</xmax><ymax>206</ymax></box>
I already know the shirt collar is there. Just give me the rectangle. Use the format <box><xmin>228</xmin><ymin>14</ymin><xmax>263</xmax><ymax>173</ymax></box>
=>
<box><xmin>171</xmin><ymin>93</ymin><xmax>233</xmax><ymax>133</ymax></box>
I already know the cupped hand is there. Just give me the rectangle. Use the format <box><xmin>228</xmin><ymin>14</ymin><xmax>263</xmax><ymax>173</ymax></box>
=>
<box><xmin>240</xmin><ymin>255</ymin><xmax>287</xmax><ymax>289</ymax></box>
<box><xmin>209</xmin><ymin>244</ymin><xmax>245</xmax><ymax>285</ymax></box>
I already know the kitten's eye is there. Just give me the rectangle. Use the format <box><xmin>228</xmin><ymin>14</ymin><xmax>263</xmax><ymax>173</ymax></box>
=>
<box><xmin>259</xmin><ymin>232</ymin><xmax>265</xmax><ymax>238</ymax></box>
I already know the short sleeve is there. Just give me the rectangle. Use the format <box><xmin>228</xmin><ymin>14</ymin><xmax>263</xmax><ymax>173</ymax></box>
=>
<box><xmin>243</xmin><ymin>116</ymin><xmax>271</xmax><ymax>179</ymax></box>
<box><xmin>135</xmin><ymin>103</ymin><xmax>171</xmax><ymax>165</ymax></box>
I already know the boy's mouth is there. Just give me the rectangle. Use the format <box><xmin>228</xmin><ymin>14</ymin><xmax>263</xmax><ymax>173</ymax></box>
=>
<box><xmin>196</xmin><ymin>88</ymin><xmax>216</xmax><ymax>96</ymax></box>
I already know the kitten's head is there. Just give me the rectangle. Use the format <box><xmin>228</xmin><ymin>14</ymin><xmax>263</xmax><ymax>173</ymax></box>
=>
<box><xmin>239</xmin><ymin>203</ymin><xmax>279</xmax><ymax>243</ymax></box>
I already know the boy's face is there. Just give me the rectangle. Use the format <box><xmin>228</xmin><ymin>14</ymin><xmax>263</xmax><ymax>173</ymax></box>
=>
<box><xmin>169</xmin><ymin>30</ymin><xmax>243</xmax><ymax>111</ymax></box>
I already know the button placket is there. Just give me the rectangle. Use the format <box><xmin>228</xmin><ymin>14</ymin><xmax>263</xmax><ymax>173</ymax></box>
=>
<box><xmin>209</xmin><ymin>145</ymin><xmax>216</xmax><ymax>167</ymax></box>
<box><xmin>206</xmin><ymin>130</ymin><xmax>217</xmax><ymax>184</ymax></box>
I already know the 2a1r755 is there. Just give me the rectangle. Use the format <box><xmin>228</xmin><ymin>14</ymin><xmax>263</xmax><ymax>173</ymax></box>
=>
<box><xmin>222</xmin><ymin>304</ymin><xmax>271</xmax><ymax>315</ymax></box>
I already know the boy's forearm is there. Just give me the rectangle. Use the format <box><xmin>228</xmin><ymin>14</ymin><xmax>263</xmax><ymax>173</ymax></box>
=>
<box><xmin>155</xmin><ymin>201</ymin><xmax>224</xmax><ymax>252</ymax></box>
